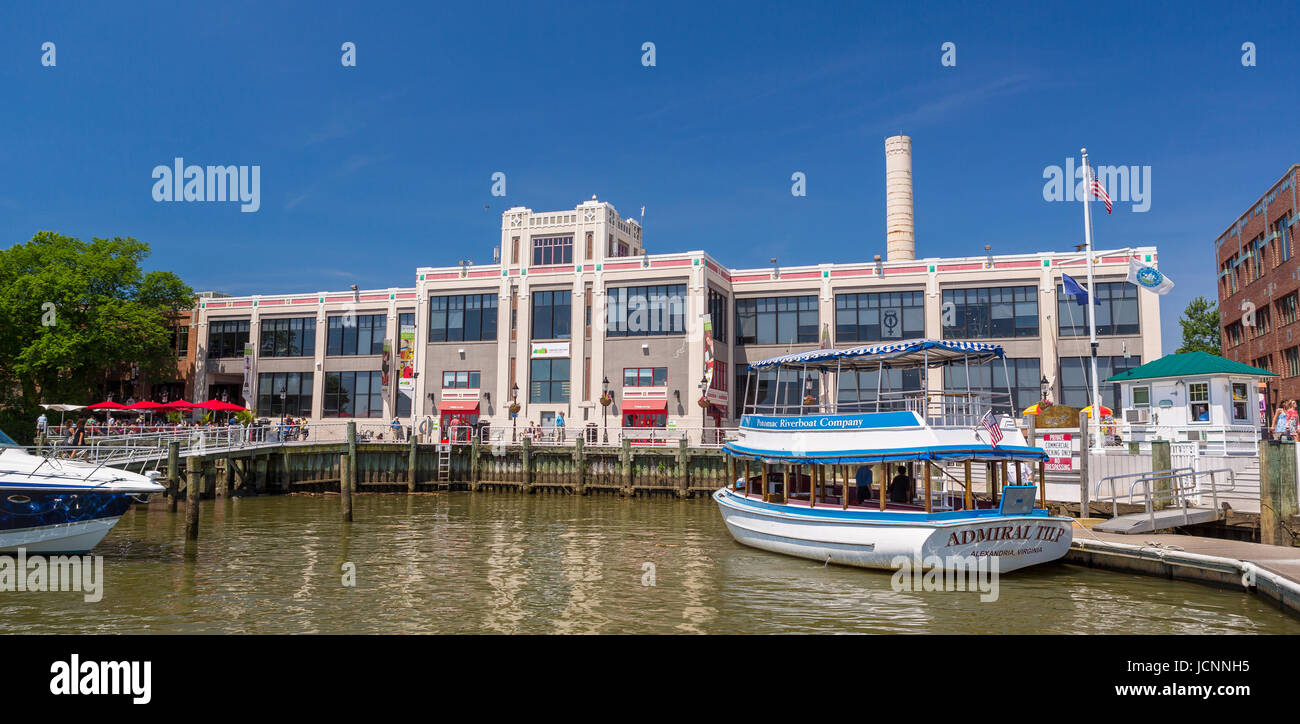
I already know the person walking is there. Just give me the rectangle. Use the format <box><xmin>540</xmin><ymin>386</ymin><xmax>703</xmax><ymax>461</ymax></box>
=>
<box><xmin>1273</xmin><ymin>402</ymin><xmax>1290</xmax><ymax>441</ymax></box>
<box><xmin>1287</xmin><ymin>400</ymin><xmax>1298</xmax><ymax>441</ymax></box>
<box><xmin>555</xmin><ymin>412</ymin><xmax>566</xmax><ymax>443</ymax></box>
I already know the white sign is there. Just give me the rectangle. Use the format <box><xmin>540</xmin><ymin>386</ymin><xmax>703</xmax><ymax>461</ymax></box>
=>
<box><xmin>530</xmin><ymin>342</ymin><xmax>570</xmax><ymax>358</ymax></box>
<box><xmin>1043</xmin><ymin>433</ymin><xmax>1073</xmax><ymax>471</ymax></box>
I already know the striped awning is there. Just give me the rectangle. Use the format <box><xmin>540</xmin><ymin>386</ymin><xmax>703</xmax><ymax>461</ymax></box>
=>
<box><xmin>747</xmin><ymin>339</ymin><xmax>1004</xmax><ymax>371</ymax></box>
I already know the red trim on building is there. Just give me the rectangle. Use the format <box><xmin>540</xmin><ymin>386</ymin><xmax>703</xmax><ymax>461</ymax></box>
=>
<box><xmin>438</xmin><ymin>399</ymin><xmax>481</xmax><ymax>412</ymax></box>
<box><xmin>621</xmin><ymin>399</ymin><xmax>668</xmax><ymax>412</ymax></box>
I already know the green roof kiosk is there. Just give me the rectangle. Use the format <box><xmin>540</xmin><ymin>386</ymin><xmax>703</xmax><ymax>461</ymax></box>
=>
<box><xmin>1105</xmin><ymin>351</ymin><xmax>1277</xmax><ymax>455</ymax></box>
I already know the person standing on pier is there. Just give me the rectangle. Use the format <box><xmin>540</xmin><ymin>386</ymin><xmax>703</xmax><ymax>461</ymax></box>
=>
<box><xmin>555</xmin><ymin>412</ymin><xmax>565</xmax><ymax>443</ymax></box>
<box><xmin>391</xmin><ymin>417</ymin><xmax>404</xmax><ymax>441</ymax></box>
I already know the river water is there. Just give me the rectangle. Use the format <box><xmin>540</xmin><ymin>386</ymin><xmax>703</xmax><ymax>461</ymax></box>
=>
<box><xmin>3</xmin><ymin>493</ymin><xmax>1297</xmax><ymax>634</ymax></box>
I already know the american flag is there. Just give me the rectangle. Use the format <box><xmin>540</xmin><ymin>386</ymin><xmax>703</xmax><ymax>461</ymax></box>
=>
<box><xmin>1090</xmin><ymin>177</ymin><xmax>1113</xmax><ymax>214</ymax></box>
<box><xmin>979</xmin><ymin>410</ymin><xmax>1003</xmax><ymax>446</ymax></box>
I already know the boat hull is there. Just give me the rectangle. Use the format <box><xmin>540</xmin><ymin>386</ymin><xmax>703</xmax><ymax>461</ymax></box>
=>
<box><xmin>714</xmin><ymin>488</ymin><xmax>1072</xmax><ymax>573</ymax></box>
<box><xmin>0</xmin><ymin>517</ymin><xmax>123</xmax><ymax>554</ymax></box>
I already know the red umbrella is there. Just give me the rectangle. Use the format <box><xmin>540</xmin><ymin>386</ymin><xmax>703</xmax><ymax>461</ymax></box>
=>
<box><xmin>158</xmin><ymin>400</ymin><xmax>197</xmax><ymax>409</ymax></box>
<box><xmin>194</xmin><ymin>399</ymin><xmax>246</xmax><ymax>411</ymax></box>
<box><xmin>122</xmin><ymin>400</ymin><xmax>163</xmax><ymax>410</ymax></box>
<box><xmin>86</xmin><ymin>400</ymin><xmax>125</xmax><ymax>409</ymax></box>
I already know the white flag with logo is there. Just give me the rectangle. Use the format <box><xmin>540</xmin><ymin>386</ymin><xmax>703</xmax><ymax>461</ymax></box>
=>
<box><xmin>1127</xmin><ymin>257</ymin><xmax>1174</xmax><ymax>295</ymax></box>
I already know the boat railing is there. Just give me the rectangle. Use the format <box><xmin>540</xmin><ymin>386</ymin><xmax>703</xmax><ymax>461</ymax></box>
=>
<box><xmin>747</xmin><ymin>390</ymin><xmax>1015</xmax><ymax>428</ymax></box>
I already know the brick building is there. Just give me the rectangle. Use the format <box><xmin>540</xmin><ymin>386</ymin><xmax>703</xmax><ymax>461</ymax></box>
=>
<box><xmin>1215</xmin><ymin>164</ymin><xmax>1300</xmax><ymax>412</ymax></box>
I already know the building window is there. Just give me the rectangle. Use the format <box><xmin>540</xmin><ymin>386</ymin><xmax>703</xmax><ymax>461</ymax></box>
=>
<box><xmin>1278</xmin><ymin>294</ymin><xmax>1298</xmax><ymax>327</ymax></box>
<box><xmin>531</xmin><ymin>290</ymin><xmax>571</xmax><ymax>340</ymax></box>
<box><xmin>606</xmin><ymin>285</ymin><xmax>687</xmax><ymax>337</ymax></box>
<box><xmin>1059</xmin><ymin>356</ymin><xmax>1141</xmax><ymax>409</ymax></box>
<box><xmin>1132</xmin><ymin>386</ymin><xmax>1151</xmax><ymax>407</ymax></box>
<box><xmin>511</xmin><ymin>236</ymin><xmax>519</xmax><ymax>265</ymax></box>
<box><xmin>529</xmin><ymin>359</ymin><xmax>570</xmax><ymax>403</ymax></box>
<box><xmin>623</xmin><ymin>367</ymin><xmax>667</xmax><ymax>387</ymax></box>
<box><xmin>260</xmin><ymin>317</ymin><xmax>316</xmax><ymax>358</ymax></box>
<box><xmin>1285</xmin><ymin>347</ymin><xmax>1300</xmax><ymax>377</ymax></box>
<box><xmin>585</xmin><ymin>232</ymin><xmax>593</xmax><ymax>260</ymax></box>
<box><xmin>942</xmin><ymin>358</ymin><xmax>1042</xmax><ymax>414</ymax></box>
<box><xmin>736</xmin><ymin>368</ymin><xmax>820</xmax><ymax>411</ymax></box>
<box><xmin>837</xmin><ymin>368</ymin><xmax>922</xmax><ymax>408</ymax></box>
<box><xmin>708</xmin><ymin>288</ymin><xmax>728</xmax><ymax>342</ymax></box>
<box><xmin>834</xmin><ymin>291</ymin><xmax>923</xmax><ymax>343</ymax></box>
<box><xmin>532</xmin><ymin>235</ymin><xmax>573</xmax><ymax>266</ymax></box>
<box><xmin>1224</xmin><ymin>321</ymin><xmax>1243</xmax><ymax>348</ymax></box>
<box><xmin>941</xmin><ymin>286</ymin><xmax>1038</xmax><ymax>339</ymax></box>
<box><xmin>429</xmin><ymin>294</ymin><xmax>498</xmax><ymax>342</ymax></box>
<box><xmin>171</xmin><ymin>324</ymin><xmax>190</xmax><ymax>358</ymax></box>
<box><xmin>256</xmin><ymin>372</ymin><xmax>313</xmax><ymax>417</ymax></box>
<box><xmin>623</xmin><ymin>412</ymin><xmax>666</xmax><ymax>428</ymax></box>
<box><xmin>1277</xmin><ymin>214</ymin><xmax>1293</xmax><ymax>263</ymax></box>
<box><xmin>441</xmin><ymin>371</ymin><xmax>481</xmax><ymax>388</ymax></box>
<box><xmin>207</xmin><ymin>320</ymin><xmax>249</xmax><ymax>359</ymax></box>
<box><xmin>736</xmin><ymin>295</ymin><xmax>819</xmax><ymax>345</ymax></box>
<box><xmin>1056</xmin><ymin>281</ymin><xmax>1139</xmax><ymax>336</ymax></box>
<box><xmin>1231</xmin><ymin>382</ymin><xmax>1250</xmax><ymax>422</ymax></box>
<box><xmin>1252</xmin><ymin>355</ymin><xmax>1273</xmax><ymax>375</ymax></box>
<box><xmin>327</xmin><ymin>314</ymin><xmax>385</xmax><ymax>356</ymax></box>
<box><xmin>323</xmin><ymin>371</ymin><xmax>384</xmax><ymax>418</ymax></box>
<box><xmin>1188</xmin><ymin>382</ymin><xmax>1210</xmax><ymax>422</ymax></box>
<box><xmin>1251</xmin><ymin>305</ymin><xmax>1272</xmax><ymax>338</ymax></box>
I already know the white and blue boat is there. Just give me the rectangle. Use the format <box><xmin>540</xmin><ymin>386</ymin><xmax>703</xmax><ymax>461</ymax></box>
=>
<box><xmin>0</xmin><ymin>428</ymin><xmax>164</xmax><ymax>553</ymax></box>
<box><xmin>716</xmin><ymin>339</ymin><xmax>1073</xmax><ymax>573</ymax></box>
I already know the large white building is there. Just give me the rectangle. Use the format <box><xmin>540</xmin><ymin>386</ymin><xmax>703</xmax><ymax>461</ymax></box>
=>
<box><xmin>192</xmin><ymin>138</ymin><xmax>1163</xmax><ymax>440</ymax></box>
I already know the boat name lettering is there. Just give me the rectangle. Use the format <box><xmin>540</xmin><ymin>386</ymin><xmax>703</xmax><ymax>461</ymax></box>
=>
<box><xmin>945</xmin><ymin>524</ymin><xmax>1064</xmax><ymax>547</ymax></box>
<box><xmin>744</xmin><ymin>414</ymin><xmax>911</xmax><ymax>430</ymax></box>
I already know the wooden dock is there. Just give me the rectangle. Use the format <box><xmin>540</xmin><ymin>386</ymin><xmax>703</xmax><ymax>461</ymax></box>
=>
<box><xmin>1067</xmin><ymin>522</ymin><xmax>1300</xmax><ymax>617</ymax></box>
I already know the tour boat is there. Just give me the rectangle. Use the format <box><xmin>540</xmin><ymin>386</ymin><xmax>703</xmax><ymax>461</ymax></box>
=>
<box><xmin>716</xmin><ymin>339</ymin><xmax>1073</xmax><ymax>573</ymax></box>
<box><xmin>0</xmin><ymin>429</ymin><xmax>164</xmax><ymax>553</ymax></box>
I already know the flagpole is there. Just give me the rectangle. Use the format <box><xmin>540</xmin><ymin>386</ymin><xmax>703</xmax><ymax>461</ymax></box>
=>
<box><xmin>1082</xmin><ymin>148</ymin><xmax>1102</xmax><ymax>452</ymax></box>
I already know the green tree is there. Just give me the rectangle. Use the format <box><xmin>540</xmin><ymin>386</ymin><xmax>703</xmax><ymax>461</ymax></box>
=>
<box><xmin>1176</xmin><ymin>296</ymin><xmax>1221</xmax><ymax>356</ymax></box>
<box><xmin>0</xmin><ymin>232</ymin><xmax>193</xmax><ymax>441</ymax></box>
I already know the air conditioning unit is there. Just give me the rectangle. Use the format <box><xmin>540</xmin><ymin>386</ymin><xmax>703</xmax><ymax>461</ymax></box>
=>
<box><xmin>1124</xmin><ymin>408</ymin><xmax>1150</xmax><ymax>424</ymax></box>
<box><xmin>1186</xmin><ymin>430</ymin><xmax>1204</xmax><ymax>441</ymax></box>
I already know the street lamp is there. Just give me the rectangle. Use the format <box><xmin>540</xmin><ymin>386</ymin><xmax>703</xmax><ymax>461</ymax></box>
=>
<box><xmin>602</xmin><ymin>376</ymin><xmax>610</xmax><ymax>444</ymax></box>
<box><xmin>1040</xmin><ymin>375</ymin><xmax>1050</xmax><ymax>402</ymax></box>
<box><xmin>511</xmin><ymin>383</ymin><xmax>519</xmax><ymax>442</ymax></box>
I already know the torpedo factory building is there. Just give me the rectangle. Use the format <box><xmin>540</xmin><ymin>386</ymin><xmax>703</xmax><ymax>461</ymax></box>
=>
<box><xmin>192</xmin><ymin>137</ymin><xmax>1162</xmax><ymax>439</ymax></box>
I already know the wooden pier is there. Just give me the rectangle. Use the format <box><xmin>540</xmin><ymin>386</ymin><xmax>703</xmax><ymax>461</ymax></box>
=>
<box><xmin>159</xmin><ymin>435</ymin><xmax>731</xmax><ymax>501</ymax></box>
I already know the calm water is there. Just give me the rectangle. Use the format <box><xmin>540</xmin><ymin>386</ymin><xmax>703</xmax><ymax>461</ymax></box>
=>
<box><xmin>3</xmin><ymin>493</ymin><xmax>1298</xmax><ymax>634</ymax></box>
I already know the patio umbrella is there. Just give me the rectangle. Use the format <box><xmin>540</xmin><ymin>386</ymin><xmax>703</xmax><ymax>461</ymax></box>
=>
<box><xmin>122</xmin><ymin>400</ymin><xmax>163</xmax><ymax>410</ymax></box>
<box><xmin>1022</xmin><ymin>403</ymin><xmax>1045</xmax><ymax>415</ymax></box>
<box><xmin>85</xmin><ymin>400</ymin><xmax>125</xmax><ymax>409</ymax></box>
<box><xmin>194</xmin><ymin>399</ymin><xmax>246</xmax><ymax>411</ymax></box>
<box><xmin>1080</xmin><ymin>405</ymin><xmax>1113</xmax><ymax>418</ymax></box>
<box><xmin>158</xmin><ymin>400</ymin><xmax>197</xmax><ymax>409</ymax></box>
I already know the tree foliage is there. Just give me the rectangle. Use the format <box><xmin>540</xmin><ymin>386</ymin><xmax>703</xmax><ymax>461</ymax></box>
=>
<box><xmin>0</xmin><ymin>232</ymin><xmax>192</xmax><ymax>439</ymax></box>
<box><xmin>1176</xmin><ymin>296</ymin><xmax>1221</xmax><ymax>356</ymax></box>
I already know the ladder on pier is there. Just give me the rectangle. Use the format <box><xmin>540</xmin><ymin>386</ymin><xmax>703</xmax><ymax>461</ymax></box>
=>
<box><xmin>436</xmin><ymin>443</ymin><xmax>451</xmax><ymax>483</ymax></box>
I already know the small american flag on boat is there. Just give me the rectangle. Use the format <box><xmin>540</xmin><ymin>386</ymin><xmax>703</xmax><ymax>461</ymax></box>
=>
<box><xmin>978</xmin><ymin>410</ymin><xmax>1002</xmax><ymax>446</ymax></box>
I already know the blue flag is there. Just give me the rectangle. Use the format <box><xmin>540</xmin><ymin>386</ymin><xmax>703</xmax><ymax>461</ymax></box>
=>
<box><xmin>1062</xmin><ymin>274</ymin><xmax>1098</xmax><ymax>306</ymax></box>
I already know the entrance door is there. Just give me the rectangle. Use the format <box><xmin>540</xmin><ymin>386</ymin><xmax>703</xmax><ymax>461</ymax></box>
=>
<box><xmin>440</xmin><ymin>410</ymin><xmax>479</xmax><ymax>442</ymax></box>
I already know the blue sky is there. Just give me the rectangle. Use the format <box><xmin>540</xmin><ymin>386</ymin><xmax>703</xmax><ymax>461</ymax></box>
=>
<box><xmin>2</xmin><ymin>0</ymin><xmax>1298</xmax><ymax>354</ymax></box>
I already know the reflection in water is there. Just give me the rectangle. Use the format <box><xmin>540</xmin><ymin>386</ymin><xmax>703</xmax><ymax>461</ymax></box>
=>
<box><xmin>1</xmin><ymin>493</ymin><xmax>1298</xmax><ymax>635</ymax></box>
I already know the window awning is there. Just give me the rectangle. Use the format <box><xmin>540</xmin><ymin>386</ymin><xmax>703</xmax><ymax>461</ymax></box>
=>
<box><xmin>622</xmin><ymin>399</ymin><xmax>668</xmax><ymax>412</ymax></box>
<box><xmin>438</xmin><ymin>399</ymin><xmax>480</xmax><ymax>412</ymax></box>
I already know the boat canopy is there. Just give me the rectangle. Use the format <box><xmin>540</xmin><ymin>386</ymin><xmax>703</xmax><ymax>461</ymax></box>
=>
<box><xmin>747</xmin><ymin>339</ymin><xmax>1004</xmax><ymax>372</ymax></box>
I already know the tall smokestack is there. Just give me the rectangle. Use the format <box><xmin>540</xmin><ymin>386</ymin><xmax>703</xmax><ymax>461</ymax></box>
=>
<box><xmin>885</xmin><ymin>135</ymin><xmax>914</xmax><ymax>261</ymax></box>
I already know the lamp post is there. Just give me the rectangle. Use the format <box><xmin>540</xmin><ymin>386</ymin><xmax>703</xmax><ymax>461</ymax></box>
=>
<box><xmin>1040</xmin><ymin>375</ymin><xmax>1050</xmax><ymax>404</ymax></box>
<box><xmin>511</xmin><ymin>383</ymin><xmax>519</xmax><ymax>442</ymax></box>
<box><xmin>601</xmin><ymin>376</ymin><xmax>610</xmax><ymax>444</ymax></box>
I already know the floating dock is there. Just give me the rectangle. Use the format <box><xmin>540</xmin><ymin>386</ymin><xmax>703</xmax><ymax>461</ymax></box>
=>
<box><xmin>1067</xmin><ymin>523</ymin><xmax>1300</xmax><ymax>617</ymax></box>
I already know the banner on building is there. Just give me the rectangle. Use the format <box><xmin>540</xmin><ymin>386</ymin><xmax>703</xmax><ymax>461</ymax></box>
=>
<box><xmin>241</xmin><ymin>343</ymin><xmax>254</xmax><ymax>405</ymax></box>
<box><xmin>398</xmin><ymin>324</ymin><xmax>416</xmax><ymax>396</ymax></box>
<box><xmin>381</xmin><ymin>338</ymin><xmax>392</xmax><ymax>398</ymax></box>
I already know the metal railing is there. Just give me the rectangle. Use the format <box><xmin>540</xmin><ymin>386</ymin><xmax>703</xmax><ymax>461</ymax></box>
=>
<box><xmin>1116</xmin><ymin>423</ymin><xmax>1260</xmax><ymax>455</ymax></box>
<box><xmin>1093</xmin><ymin>467</ymin><xmax>1237</xmax><ymax>530</ymax></box>
<box><xmin>747</xmin><ymin>390</ymin><xmax>1015</xmax><ymax>428</ymax></box>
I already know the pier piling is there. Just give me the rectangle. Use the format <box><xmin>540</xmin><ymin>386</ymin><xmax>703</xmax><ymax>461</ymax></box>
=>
<box><xmin>167</xmin><ymin>441</ymin><xmax>180</xmax><ymax>513</ymax></box>
<box><xmin>407</xmin><ymin>435</ymin><xmax>417</xmax><ymax>493</ymax></box>
<box><xmin>1078</xmin><ymin>410</ymin><xmax>1091</xmax><ymax>517</ymax></box>
<box><xmin>184</xmin><ymin>456</ymin><xmax>200</xmax><ymax>541</ymax></box>
<box><xmin>1259</xmin><ymin>440</ymin><xmax>1298</xmax><ymax>547</ymax></box>
<box><xmin>340</xmin><ymin>454</ymin><xmax>353</xmax><ymax>522</ymax></box>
